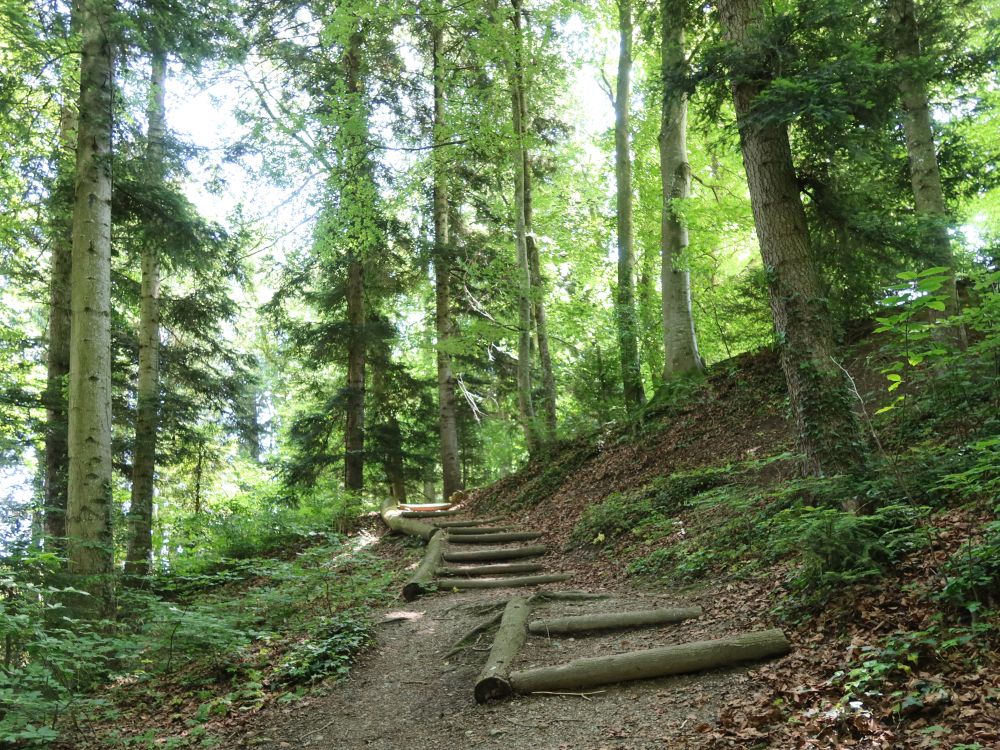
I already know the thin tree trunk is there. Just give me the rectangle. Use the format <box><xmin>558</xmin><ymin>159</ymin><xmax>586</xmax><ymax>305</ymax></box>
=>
<box><xmin>515</xmin><ymin>29</ymin><xmax>557</xmax><ymax>434</ymax></box>
<box><xmin>125</xmin><ymin>47</ymin><xmax>166</xmax><ymax>581</ymax></box>
<box><xmin>615</xmin><ymin>0</ymin><xmax>646</xmax><ymax>411</ymax></box>
<box><xmin>383</xmin><ymin>415</ymin><xmax>407</xmax><ymax>504</ymax></box>
<box><xmin>717</xmin><ymin>0</ymin><xmax>866</xmax><ymax>482</ymax></box>
<box><xmin>193</xmin><ymin>442</ymin><xmax>203</xmax><ymax>515</ymax></box>
<box><xmin>660</xmin><ymin>0</ymin><xmax>703</xmax><ymax>377</ymax></box>
<box><xmin>637</xmin><ymin>253</ymin><xmax>665</xmax><ymax>393</ymax></box>
<box><xmin>67</xmin><ymin>0</ymin><xmax>115</xmax><ymax>615</ymax></box>
<box><xmin>509</xmin><ymin>0</ymin><xmax>537</xmax><ymax>453</ymax></box>
<box><xmin>44</xmin><ymin>49</ymin><xmax>78</xmax><ymax>553</ymax></box>
<box><xmin>888</xmin><ymin>0</ymin><xmax>964</xmax><ymax>344</ymax></box>
<box><xmin>432</xmin><ymin>19</ymin><xmax>464</xmax><ymax>501</ymax></box>
<box><xmin>343</xmin><ymin>29</ymin><xmax>367</xmax><ymax>500</ymax></box>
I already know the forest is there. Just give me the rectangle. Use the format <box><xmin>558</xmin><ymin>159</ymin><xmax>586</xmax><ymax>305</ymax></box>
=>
<box><xmin>0</xmin><ymin>0</ymin><xmax>998</xmax><ymax>747</ymax></box>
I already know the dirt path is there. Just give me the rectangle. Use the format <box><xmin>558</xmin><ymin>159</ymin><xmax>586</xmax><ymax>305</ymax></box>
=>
<box><xmin>223</xmin><ymin>573</ymin><xmax>764</xmax><ymax>750</ymax></box>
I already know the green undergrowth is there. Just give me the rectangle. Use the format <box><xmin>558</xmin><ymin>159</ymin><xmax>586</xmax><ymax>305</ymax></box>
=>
<box><xmin>1</xmin><ymin>532</ymin><xmax>396</xmax><ymax>748</ymax></box>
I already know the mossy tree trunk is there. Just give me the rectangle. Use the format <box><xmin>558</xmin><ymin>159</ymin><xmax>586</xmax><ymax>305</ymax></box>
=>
<box><xmin>717</xmin><ymin>0</ymin><xmax>866</xmax><ymax>481</ymax></box>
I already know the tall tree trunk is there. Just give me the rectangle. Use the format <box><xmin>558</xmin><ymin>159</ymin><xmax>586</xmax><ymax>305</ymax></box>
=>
<box><xmin>615</xmin><ymin>0</ymin><xmax>646</xmax><ymax>411</ymax></box>
<box><xmin>342</xmin><ymin>29</ymin><xmax>367</xmax><ymax>500</ymax></box>
<box><xmin>44</xmin><ymin>45</ymin><xmax>79</xmax><ymax>553</ymax></box>
<box><xmin>509</xmin><ymin>0</ymin><xmax>537</xmax><ymax>453</ymax></box>
<box><xmin>888</xmin><ymin>0</ymin><xmax>964</xmax><ymax>343</ymax></box>
<box><xmin>717</xmin><ymin>0</ymin><xmax>866</xmax><ymax>481</ymax></box>
<box><xmin>637</xmin><ymin>252</ymin><xmax>665</xmax><ymax>393</ymax></box>
<box><xmin>67</xmin><ymin>0</ymin><xmax>115</xmax><ymax>614</ymax></box>
<box><xmin>516</xmin><ymin>38</ymin><xmax>557</xmax><ymax>435</ymax></box>
<box><xmin>660</xmin><ymin>0</ymin><xmax>703</xmax><ymax>378</ymax></box>
<box><xmin>125</xmin><ymin>47</ymin><xmax>166</xmax><ymax>581</ymax></box>
<box><xmin>432</xmin><ymin>19</ymin><xmax>464</xmax><ymax>502</ymax></box>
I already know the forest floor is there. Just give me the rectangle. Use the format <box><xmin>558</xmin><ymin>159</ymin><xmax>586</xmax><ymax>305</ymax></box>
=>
<box><xmin>216</xmin><ymin>542</ymin><xmax>777</xmax><ymax>750</ymax></box>
<box><xmin>98</xmin><ymin>341</ymin><xmax>997</xmax><ymax>750</ymax></box>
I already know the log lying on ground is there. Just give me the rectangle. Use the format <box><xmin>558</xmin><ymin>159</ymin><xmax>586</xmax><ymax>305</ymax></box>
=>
<box><xmin>438</xmin><ymin>562</ymin><xmax>545</xmax><ymax>577</ymax></box>
<box><xmin>433</xmin><ymin>517</ymin><xmax>503</xmax><ymax>528</ymax></box>
<box><xmin>447</xmin><ymin>531</ymin><xmax>542</xmax><ymax>545</ymax></box>
<box><xmin>504</xmin><ymin>629</ymin><xmax>790</xmax><ymax>697</ymax></box>
<box><xmin>402</xmin><ymin>530</ymin><xmax>448</xmax><ymax>601</ymax></box>
<box><xmin>532</xmin><ymin>591</ymin><xmax>611</xmax><ymax>602</ymax></box>
<box><xmin>446</xmin><ymin>525</ymin><xmax>510</xmax><ymax>535</ymax></box>
<box><xmin>474</xmin><ymin>597</ymin><xmax>531</xmax><ymax>703</ymax></box>
<box><xmin>528</xmin><ymin>607</ymin><xmax>703</xmax><ymax>635</ymax></box>
<box><xmin>443</xmin><ymin>545</ymin><xmax>547</xmax><ymax>563</ymax></box>
<box><xmin>379</xmin><ymin>498</ymin><xmax>437</xmax><ymax>540</ymax></box>
<box><xmin>399</xmin><ymin>508</ymin><xmax>462</xmax><ymax>518</ymax></box>
<box><xmin>436</xmin><ymin>573</ymin><xmax>571</xmax><ymax>590</ymax></box>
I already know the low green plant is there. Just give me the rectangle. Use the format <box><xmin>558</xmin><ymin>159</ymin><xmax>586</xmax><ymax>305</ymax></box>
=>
<box><xmin>570</xmin><ymin>492</ymin><xmax>659</xmax><ymax>546</ymax></box>
<box><xmin>769</xmin><ymin>502</ymin><xmax>928</xmax><ymax>600</ymax></box>
<box><xmin>276</xmin><ymin>608</ymin><xmax>374</xmax><ymax>684</ymax></box>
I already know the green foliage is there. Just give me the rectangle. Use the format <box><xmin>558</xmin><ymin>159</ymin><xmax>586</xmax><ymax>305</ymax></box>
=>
<box><xmin>571</xmin><ymin>492</ymin><xmax>657</xmax><ymax>547</ymax></box>
<box><xmin>938</xmin><ymin>514</ymin><xmax>1000</xmax><ymax>614</ymax></box>
<box><xmin>276</xmin><ymin>608</ymin><xmax>374</xmax><ymax>684</ymax></box>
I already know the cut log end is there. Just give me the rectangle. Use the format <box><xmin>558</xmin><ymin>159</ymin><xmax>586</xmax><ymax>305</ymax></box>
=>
<box><xmin>474</xmin><ymin>675</ymin><xmax>514</xmax><ymax>703</ymax></box>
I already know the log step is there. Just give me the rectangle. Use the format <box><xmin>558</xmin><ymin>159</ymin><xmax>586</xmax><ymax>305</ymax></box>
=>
<box><xmin>447</xmin><ymin>526</ymin><xmax>510</xmax><ymax>535</ymax></box>
<box><xmin>442</xmin><ymin>545</ymin><xmax>548</xmax><ymax>563</ymax></box>
<box><xmin>401</xmin><ymin>530</ymin><xmax>447</xmax><ymax>601</ymax></box>
<box><xmin>447</xmin><ymin>531</ymin><xmax>542</xmax><ymax>545</ymax></box>
<box><xmin>435</xmin><ymin>573</ymin><xmax>571</xmax><ymax>590</ymax></box>
<box><xmin>503</xmin><ymin>629</ymin><xmax>791</xmax><ymax>698</ymax></box>
<box><xmin>400</xmin><ymin>508</ymin><xmax>464</xmax><ymax>518</ymax></box>
<box><xmin>528</xmin><ymin>607</ymin><xmax>702</xmax><ymax>635</ymax></box>
<box><xmin>438</xmin><ymin>562</ymin><xmax>545</xmax><ymax>577</ymax></box>
<box><xmin>433</xmin><ymin>517</ymin><xmax>504</xmax><ymax>528</ymax></box>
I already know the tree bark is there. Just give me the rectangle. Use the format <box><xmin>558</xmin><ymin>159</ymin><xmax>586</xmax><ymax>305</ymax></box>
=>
<box><xmin>402</xmin><ymin>529</ymin><xmax>446</xmax><ymax>601</ymax></box>
<box><xmin>436</xmin><ymin>573</ymin><xmax>570</xmax><ymax>590</ymax></box>
<box><xmin>660</xmin><ymin>0</ymin><xmax>703</xmax><ymax>378</ymax></box>
<box><xmin>717</xmin><ymin>0</ymin><xmax>866</xmax><ymax>480</ymax></box>
<box><xmin>508</xmin><ymin>0</ymin><xmax>537</xmax><ymax>453</ymax></box>
<box><xmin>446</xmin><ymin>531</ymin><xmax>541</xmax><ymax>544</ymax></box>
<box><xmin>382</xmin><ymin>414</ymin><xmax>408</xmax><ymax>504</ymax></box>
<box><xmin>515</xmin><ymin>12</ymin><xmax>557</xmax><ymax>434</ymax></box>
<box><xmin>67</xmin><ymin>0</ymin><xmax>115</xmax><ymax>615</ymax></box>
<box><xmin>44</xmin><ymin>28</ymin><xmax>79</xmax><ymax>552</ymax></box>
<box><xmin>432</xmin><ymin>517</ymin><xmax>503</xmax><ymax>528</ymax></box>
<box><xmin>343</xmin><ymin>29</ymin><xmax>367</xmax><ymax>502</ymax></box>
<box><xmin>527</xmin><ymin>606</ymin><xmax>702</xmax><ymax>635</ymax></box>
<box><xmin>438</xmin><ymin>562</ymin><xmax>545</xmax><ymax>576</ymax></box>
<box><xmin>888</xmin><ymin>0</ymin><xmax>964</xmax><ymax>343</ymax></box>
<box><xmin>475</xmin><ymin>597</ymin><xmax>531</xmax><ymax>702</ymax></box>
<box><xmin>505</xmin><ymin>629</ymin><xmax>790</xmax><ymax>696</ymax></box>
<box><xmin>380</xmin><ymin>497</ymin><xmax>438</xmax><ymax>540</ymax></box>
<box><xmin>615</xmin><ymin>0</ymin><xmax>646</xmax><ymax>411</ymax></box>
<box><xmin>432</xmin><ymin>19</ymin><xmax>465</xmax><ymax>502</ymax></box>
<box><xmin>125</xmin><ymin>47</ymin><xmax>167</xmax><ymax>581</ymax></box>
<box><xmin>442</xmin><ymin>544</ymin><xmax>547</xmax><ymax>562</ymax></box>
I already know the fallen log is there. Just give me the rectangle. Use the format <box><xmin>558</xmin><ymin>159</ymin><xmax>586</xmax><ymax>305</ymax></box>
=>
<box><xmin>402</xmin><ymin>530</ymin><xmax>448</xmax><ymax>601</ymax></box>
<box><xmin>528</xmin><ymin>607</ymin><xmax>702</xmax><ymax>635</ymax></box>
<box><xmin>438</xmin><ymin>562</ymin><xmax>545</xmax><ymax>577</ymax></box>
<box><xmin>505</xmin><ymin>629</ymin><xmax>791</xmax><ymax>697</ymax></box>
<box><xmin>436</xmin><ymin>573</ymin><xmax>571</xmax><ymax>590</ymax></box>
<box><xmin>446</xmin><ymin>526</ymin><xmax>510</xmax><ymax>535</ymax></box>
<box><xmin>379</xmin><ymin>498</ymin><xmax>437</xmax><ymax>540</ymax></box>
<box><xmin>433</xmin><ymin>517</ymin><xmax>503</xmax><ymax>528</ymax></box>
<box><xmin>474</xmin><ymin>597</ymin><xmax>531</xmax><ymax>703</ymax></box>
<box><xmin>447</xmin><ymin>531</ymin><xmax>542</xmax><ymax>545</ymax></box>
<box><xmin>532</xmin><ymin>591</ymin><xmax>611</xmax><ymax>602</ymax></box>
<box><xmin>442</xmin><ymin>545</ymin><xmax>547</xmax><ymax>563</ymax></box>
<box><xmin>399</xmin><ymin>508</ymin><xmax>463</xmax><ymax>518</ymax></box>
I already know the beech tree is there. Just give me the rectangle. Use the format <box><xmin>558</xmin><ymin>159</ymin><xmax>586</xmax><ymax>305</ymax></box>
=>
<box><xmin>659</xmin><ymin>0</ymin><xmax>703</xmax><ymax>377</ymax></box>
<box><xmin>613</xmin><ymin>0</ymin><xmax>646</xmax><ymax>410</ymax></box>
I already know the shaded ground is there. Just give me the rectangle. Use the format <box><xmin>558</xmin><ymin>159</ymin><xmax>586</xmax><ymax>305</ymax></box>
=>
<box><xmin>218</xmin><ymin>530</ymin><xmax>787</xmax><ymax>750</ymax></box>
